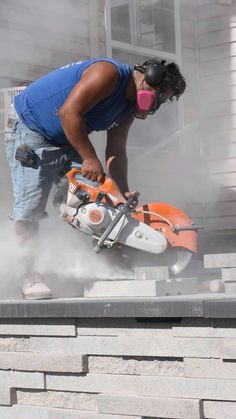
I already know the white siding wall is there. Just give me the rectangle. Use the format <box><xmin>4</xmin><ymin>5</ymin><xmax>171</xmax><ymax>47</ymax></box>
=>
<box><xmin>0</xmin><ymin>0</ymin><xmax>106</xmax><ymax>220</ymax></box>
<box><xmin>196</xmin><ymin>0</ymin><xmax>236</xmax><ymax>231</ymax></box>
<box><xmin>0</xmin><ymin>0</ymin><xmax>106</xmax><ymax>88</ymax></box>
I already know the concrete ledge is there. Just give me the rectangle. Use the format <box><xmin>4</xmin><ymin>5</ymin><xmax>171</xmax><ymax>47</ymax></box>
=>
<box><xmin>0</xmin><ymin>293</ymin><xmax>236</xmax><ymax>318</ymax></box>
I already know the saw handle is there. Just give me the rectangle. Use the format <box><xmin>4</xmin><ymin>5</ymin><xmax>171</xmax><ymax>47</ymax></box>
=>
<box><xmin>70</xmin><ymin>167</ymin><xmax>111</xmax><ymax>188</ymax></box>
<box><xmin>67</xmin><ymin>168</ymin><xmax>126</xmax><ymax>205</ymax></box>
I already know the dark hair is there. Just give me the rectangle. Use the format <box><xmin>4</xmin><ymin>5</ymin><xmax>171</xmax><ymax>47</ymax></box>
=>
<box><xmin>134</xmin><ymin>58</ymin><xmax>186</xmax><ymax>101</ymax></box>
<box><xmin>161</xmin><ymin>62</ymin><xmax>186</xmax><ymax>101</ymax></box>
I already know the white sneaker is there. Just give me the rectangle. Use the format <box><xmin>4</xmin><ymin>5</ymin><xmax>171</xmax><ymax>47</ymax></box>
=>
<box><xmin>21</xmin><ymin>273</ymin><xmax>52</xmax><ymax>300</ymax></box>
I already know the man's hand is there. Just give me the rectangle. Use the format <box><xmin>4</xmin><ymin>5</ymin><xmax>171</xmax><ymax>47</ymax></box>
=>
<box><xmin>82</xmin><ymin>157</ymin><xmax>105</xmax><ymax>183</ymax></box>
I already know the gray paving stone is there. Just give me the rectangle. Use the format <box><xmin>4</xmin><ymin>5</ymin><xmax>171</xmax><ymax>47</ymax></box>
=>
<box><xmin>84</xmin><ymin>280</ymin><xmax>158</xmax><ymax>297</ymax></box>
<box><xmin>30</xmin><ymin>335</ymin><xmax>222</xmax><ymax>357</ymax></box>
<box><xmin>157</xmin><ymin>278</ymin><xmax>199</xmax><ymax>296</ymax></box>
<box><xmin>204</xmin><ymin>400</ymin><xmax>236</xmax><ymax>419</ymax></box>
<box><xmin>220</xmin><ymin>338</ymin><xmax>236</xmax><ymax>359</ymax></box>
<box><xmin>208</xmin><ymin>279</ymin><xmax>225</xmax><ymax>292</ymax></box>
<box><xmin>0</xmin><ymin>352</ymin><xmax>87</xmax><ymax>373</ymax></box>
<box><xmin>4</xmin><ymin>370</ymin><xmax>45</xmax><ymax>389</ymax></box>
<box><xmin>0</xmin><ymin>338</ymin><xmax>29</xmax><ymax>352</ymax></box>
<box><xmin>173</xmin><ymin>319</ymin><xmax>236</xmax><ymax>337</ymax></box>
<box><xmin>84</xmin><ymin>278</ymin><xmax>199</xmax><ymax>297</ymax></box>
<box><xmin>204</xmin><ymin>253</ymin><xmax>236</xmax><ymax>268</ymax></box>
<box><xmin>224</xmin><ymin>282</ymin><xmax>236</xmax><ymax>293</ymax></box>
<box><xmin>0</xmin><ymin>405</ymin><xmax>141</xmax><ymax>419</ymax></box>
<box><xmin>221</xmin><ymin>268</ymin><xmax>236</xmax><ymax>293</ymax></box>
<box><xmin>17</xmin><ymin>390</ymin><xmax>97</xmax><ymax>411</ymax></box>
<box><xmin>222</xmin><ymin>268</ymin><xmax>236</xmax><ymax>282</ymax></box>
<box><xmin>135</xmin><ymin>266</ymin><xmax>170</xmax><ymax>280</ymax></box>
<box><xmin>0</xmin><ymin>319</ymin><xmax>76</xmax><ymax>336</ymax></box>
<box><xmin>184</xmin><ymin>358</ymin><xmax>236</xmax><ymax>379</ymax></box>
<box><xmin>89</xmin><ymin>356</ymin><xmax>184</xmax><ymax>376</ymax></box>
<box><xmin>0</xmin><ymin>370</ymin><xmax>44</xmax><ymax>405</ymax></box>
<box><xmin>77</xmin><ymin>318</ymin><xmax>173</xmax><ymax>337</ymax></box>
<box><xmin>0</xmin><ymin>407</ymin><xmax>13</xmax><ymax>418</ymax></box>
<box><xmin>46</xmin><ymin>373</ymin><xmax>236</xmax><ymax>400</ymax></box>
<box><xmin>0</xmin><ymin>387</ymin><xmax>11</xmax><ymax>405</ymax></box>
<box><xmin>98</xmin><ymin>394</ymin><xmax>201</xmax><ymax>419</ymax></box>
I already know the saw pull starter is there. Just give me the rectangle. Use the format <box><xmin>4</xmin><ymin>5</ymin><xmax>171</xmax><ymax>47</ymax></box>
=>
<box><xmin>53</xmin><ymin>168</ymin><xmax>198</xmax><ymax>274</ymax></box>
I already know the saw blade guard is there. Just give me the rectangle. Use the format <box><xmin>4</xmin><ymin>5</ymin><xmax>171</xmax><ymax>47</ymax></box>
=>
<box><xmin>125</xmin><ymin>203</ymin><xmax>197</xmax><ymax>274</ymax></box>
<box><xmin>132</xmin><ymin>202</ymin><xmax>197</xmax><ymax>253</ymax></box>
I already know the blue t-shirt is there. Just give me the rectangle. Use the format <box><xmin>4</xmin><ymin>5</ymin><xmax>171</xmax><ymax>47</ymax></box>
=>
<box><xmin>14</xmin><ymin>58</ymin><xmax>134</xmax><ymax>144</ymax></box>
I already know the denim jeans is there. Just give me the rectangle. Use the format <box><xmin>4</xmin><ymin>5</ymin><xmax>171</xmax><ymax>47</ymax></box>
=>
<box><xmin>4</xmin><ymin>120</ymin><xmax>91</xmax><ymax>221</ymax></box>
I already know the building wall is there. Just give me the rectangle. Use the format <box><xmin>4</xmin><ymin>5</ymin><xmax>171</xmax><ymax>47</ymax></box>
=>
<box><xmin>129</xmin><ymin>1</ymin><xmax>236</xmax><ymax>234</ymax></box>
<box><xmin>0</xmin><ymin>317</ymin><xmax>235</xmax><ymax>418</ymax></box>
<box><xmin>0</xmin><ymin>0</ymin><xmax>106</xmax><ymax>88</ymax></box>
<box><xmin>0</xmin><ymin>0</ymin><xmax>106</xmax><ymax>220</ymax></box>
<box><xmin>196</xmin><ymin>0</ymin><xmax>236</xmax><ymax>231</ymax></box>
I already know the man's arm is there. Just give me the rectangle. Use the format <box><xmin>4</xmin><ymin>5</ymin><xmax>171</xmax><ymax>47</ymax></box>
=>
<box><xmin>58</xmin><ymin>62</ymin><xmax>119</xmax><ymax>183</ymax></box>
<box><xmin>106</xmin><ymin>114</ymin><xmax>135</xmax><ymax>196</ymax></box>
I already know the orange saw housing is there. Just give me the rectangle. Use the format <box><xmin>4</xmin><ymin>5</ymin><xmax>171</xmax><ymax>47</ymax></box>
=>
<box><xmin>132</xmin><ymin>203</ymin><xmax>197</xmax><ymax>253</ymax></box>
<box><xmin>65</xmin><ymin>169</ymin><xmax>197</xmax><ymax>254</ymax></box>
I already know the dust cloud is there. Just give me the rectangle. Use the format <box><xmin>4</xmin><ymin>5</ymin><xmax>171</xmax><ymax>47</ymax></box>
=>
<box><xmin>0</xmin><ymin>0</ymin><xmax>235</xmax><ymax>298</ymax></box>
<box><xmin>0</xmin><ymin>214</ymin><xmax>134</xmax><ymax>300</ymax></box>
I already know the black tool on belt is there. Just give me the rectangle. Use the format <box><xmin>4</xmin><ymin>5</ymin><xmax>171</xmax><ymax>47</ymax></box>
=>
<box><xmin>15</xmin><ymin>145</ymin><xmax>38</xmax><ymax>168</ymax></box>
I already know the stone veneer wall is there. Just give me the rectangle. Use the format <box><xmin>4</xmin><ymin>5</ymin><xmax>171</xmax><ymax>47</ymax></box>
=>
<box><xmin>0</xmin><ymin>317</ymin><xmax>235</xmax><ymax>418</ymax></box>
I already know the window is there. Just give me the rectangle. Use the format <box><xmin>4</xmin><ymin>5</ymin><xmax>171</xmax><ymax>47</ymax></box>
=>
<box><xmin>105</xmin><ymin>0</ymin><xmax>183</xmax><ymax>135</ymax></box>
<box><xmin>109</xmin><ymin>0</ymin><xmax>176</xmax><ymax>56</ymax></box>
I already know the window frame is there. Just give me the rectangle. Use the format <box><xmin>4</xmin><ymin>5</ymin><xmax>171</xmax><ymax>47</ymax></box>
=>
<box><xmin>104</xmin><ymin>0</ymin><xmax>184</xmax><ymax>129</ymax></box>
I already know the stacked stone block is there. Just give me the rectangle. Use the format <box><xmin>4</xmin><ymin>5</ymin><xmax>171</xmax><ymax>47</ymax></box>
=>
<box><xmin>0</xmin><ymin>317</ymin><xmax>235</xmax><ymax>418</ymax></box>
<box><xmin>84</xmin><ymin>266</ymin><xmax>199</xmax><ymax>297</ymax></box>
<box><xmin>204</xmin><ymin>252</ymin><xmax>236</xmax><ymax>293</ymax></box>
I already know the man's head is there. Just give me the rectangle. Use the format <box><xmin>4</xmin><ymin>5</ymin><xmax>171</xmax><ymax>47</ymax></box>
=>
<box><xmin>133</xmin><ymin>58</ymin><xmax>186</xmax><ymax>119</ymax></box>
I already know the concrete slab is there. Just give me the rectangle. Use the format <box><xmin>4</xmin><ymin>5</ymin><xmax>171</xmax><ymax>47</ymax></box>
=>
<box><xmin>84</xmin><ymin>278</ymin><xmax>199</xmax><ymax>298</ymax></box>
<box><xmin>204</xmin><ymin>253</ymin><xmax>236</xmax><ymax>268</ymax></box>
<box><xmin>135</xmin><ymin>266</ymin><xmax>170</xmax><ymax>280</ymax></box>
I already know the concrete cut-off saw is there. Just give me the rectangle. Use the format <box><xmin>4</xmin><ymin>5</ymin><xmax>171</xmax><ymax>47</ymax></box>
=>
<box><xmin>53</xmin><ymin>168</ymin><xmax>200</xmax><ymax>275</ymax></box>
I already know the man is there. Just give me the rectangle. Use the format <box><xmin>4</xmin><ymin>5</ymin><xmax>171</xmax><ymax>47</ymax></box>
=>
<box><xmin>5</xmin><ymin>57</ymin><xmax>186</xmax><ymax>299</ymax></box>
